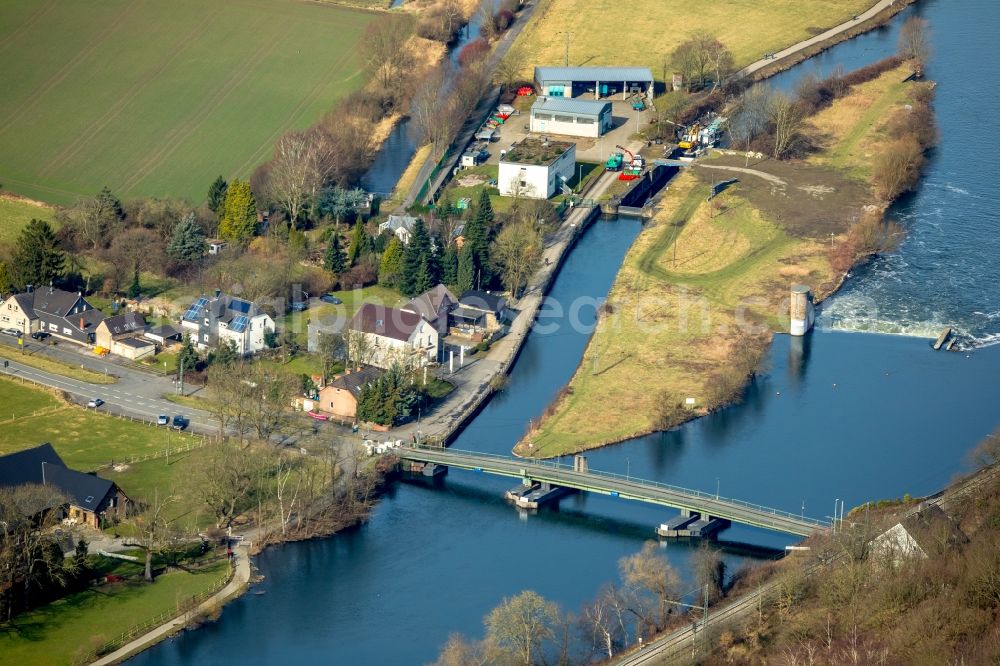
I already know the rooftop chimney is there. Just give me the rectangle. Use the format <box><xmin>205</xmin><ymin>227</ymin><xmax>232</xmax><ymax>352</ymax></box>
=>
<box><xmin>215</xmin><ymin>288</ymin><xmax>222</xmax><ymax>298</ymax></box>
<box><xmin>80</xmin><ymin>317</ymin><xmax>85</xmax><ymax>330</ymax></box>
<box><xmin>26</xmin><ymin>284</ymin><xmax>33</xmax><ymax>293</ymax></box>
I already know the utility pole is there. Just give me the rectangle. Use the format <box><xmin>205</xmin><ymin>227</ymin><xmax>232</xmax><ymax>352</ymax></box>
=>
<box><xmin>178</xmin><ymin>357</ymin><xmax>185</xmax><ymax>396</ymax></box>
<box><xmin>564</xmin><ymin>32</ymin><xmax>572</xmax><ymax>67</ymax></box>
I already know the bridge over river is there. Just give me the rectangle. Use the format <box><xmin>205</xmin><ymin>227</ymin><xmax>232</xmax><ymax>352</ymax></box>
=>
<box><xmin>397</xmin><ymin>446</ymin><xmax>829</xmax><ymax>538</ymax></box>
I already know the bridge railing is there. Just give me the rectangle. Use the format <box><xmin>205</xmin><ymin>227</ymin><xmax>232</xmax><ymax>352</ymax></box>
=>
<box><xmin>406</xmin><ymin>445</ymin><xmax>830</xmax><ymax>528</ymax></box>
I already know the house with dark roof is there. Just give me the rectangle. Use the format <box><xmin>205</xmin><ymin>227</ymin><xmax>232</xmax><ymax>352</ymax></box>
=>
<box><xmin>94</xmin><ymin>312</ymin><xmax>152</xmax><ymax>360</ymax></box>
<box><xmin>450</xmin><ymin>290</ymin><xmax>509</xmax><ymax>338</ymax></box>
<box><xmin>144</xmin><ymin>324</ymin><xmax>181</xmax><ymax>345</ymax></box>
<box><xmin>179</xmin><ymin>290</ymin><xmax>274</xmax><ymax>355</ymax></box>
<box><xmin>872</xmin><ymin>503</ymin><xmax>968</xmax><ymax>563</ymax></box>
<box><xmin>0</xmin><ymin>286</ymin><xmax>104</xmax><ymax>345</ymax></box>
<box><xmin>317</xmin><ymin>366</ymin><xmax>384</xmax><ymax>422</ymax></box>
<box><xmin>348</xmin><ymin>302</ymin><xmax>439</xmax><ymax>369</ymax></box>
<box><xmin>0</xmin><ymin>444</ymin><xmax>129</xmax><ymax>528</ymax></box>
<box><xmin>377</xmin><ymin>215</ymin><xmax>419</xmax><ymax>245</ymax></box>
<box><xmin>402</xmin><ymin>284</ymin><xmax>457</xmax><ymax>337</ymax></box>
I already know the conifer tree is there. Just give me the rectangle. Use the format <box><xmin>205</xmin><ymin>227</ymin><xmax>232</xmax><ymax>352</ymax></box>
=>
<box><xmin>127</xmin><ymin>268</ymin><xmax>141</xmax><ymax>298</ymax></box>
<box><xmin>207</xmin><ymin>176</ymin><xmax>228</xmax><ymax>215</ymax></box>
<box><xmin>167</xmin><ymin>213</ymin><xmax>206</xmax><ymax>264</ymax></box>
<box><xmin>440</xmin><ymin>243</ymin><xmax>458</xmax><ymax>286</ymax></box>
<box><xmin>218</xmin><ymin>179</ymin><xmax>257</xmax><ymax>246</ymax></box>
<box><xmin>378</xmin><ymin>236</ymin><xmax>405</xmax><ymax>287</ymax></box>
<box><xmin>400</xmin><ymin>219</ymin><xmax>435</xmax><ymax>297</ymax></box>
<box><xmin>13</xmin><ymin>219</ymin><xmax>64</xmax><ymax>289</ymax></box>
<box><xmin>457</xmin><ymin>243</ymin><xmax>475</xmax><ymax>295</ymax></box>
<box><xmin>324</xmin><ymin>232</ymin><xmax>346</xmax><ymax>275</ymax></box>
<box><xmin>347</xmin><ymin>222</ymin><xmax>371</xmax><ymax>267</ymax></box>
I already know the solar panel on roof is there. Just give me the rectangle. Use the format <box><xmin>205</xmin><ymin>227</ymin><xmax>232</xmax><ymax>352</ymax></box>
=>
<box><xmin>184</xmin><ymin>297</ymin><xmax>207</xmax><ymax>321</ymax></box>
<box><xmin>229</xmin><ymin>315</ymin><xmax>250</xmax><ymax>333</ymax></box>
<box><xmin>229</xmin><ymin>299</ymin><xmax>251</xmax><ymax>314</ymax></box>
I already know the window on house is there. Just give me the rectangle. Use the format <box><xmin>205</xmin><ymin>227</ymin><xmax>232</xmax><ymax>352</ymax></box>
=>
<box><xmin>63</xmin><ymin>327</ymin><xmax>71</xmax><ymax>335</ymax></box>
<box><xmin>85</xmin><ymin>495</ymin><xmax>94</xmax><ymax>504</ymax></box>
<box><xmin>203</xmin><ymin>334</ymin><xmax>209</xmax><ymax>342</ymax></box>
<box><xmin>204</xmin><ymin>318</ymin><xmax>210</xmax><ymax>326</ymax></box>
<box><xmin>1</xmin><ymin>316</ymin><xmax>8</xmax><ymax>322</ymax></box>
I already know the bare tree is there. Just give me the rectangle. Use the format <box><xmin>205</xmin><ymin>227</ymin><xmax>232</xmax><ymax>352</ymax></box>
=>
<box><xmin>672</xmin><ymin>32</ymin><xmax>734</xmax><ymax>90</ymax></box>
<box><xmin>491</xmin><ymin>219</ymin><xmax>542</xmax><ymax>298</ymax></box>
<box><xmin>125</xmin><ymin>490</ymin><xmax>176</xmax><ymax>582</ymax></box>
<box><xmin>619</xmin><ymin>540</ymin><xmax>681</xmax><ymax>632</ymax></box>
<box><xmin>729</xmin><ymin>85</ymin><xmax>773</xmax><ymax>164</ymax></box>
<box><xmin>363</xmin><ymin>14</ymin><xmax>413</xmax><ymax>90</ymax></box>
<box><xmin>692</xmin><ymin>542</ymin><xmax>727</xmax><ymax>604</ymax></box>
<box><xmin>871</xmin><ymin>136</ymin><xmax>925</xmax><ymax>202</ymax></box>
<box><xmin>344</xmin><ymin>328</ymin><xmax>377</xmax><ymax>367</ymax></box>
<box><xmin>495</xmin><ymin>42</ymin><xmax>528</xmax><ymax>92</ymax></box>
<box><xmin>582</xmin><ymin>584</ymin><xmax>631</xmax><ymax>659</ymax></box>
<box><xmin>265</xmin><ymin>128</ymin><xmax>336</xmax><ymax>229</ymax></box>
<box><xmin>187</xmin><ymin>442</ymin><xmax>262</xmax><ymax>529</ymax></box>
<box><xmin>769</xmin><ymin>92</ymin><xmax>806</xmax><ymax>159</ymax></box>
<box><xmin>245</xmin><ymin>364</ymin><xmax>297</xmax><ymax>441</ymax></box>
<box><xmin>485</xmin><ymin>590</ymin><xmax>560</xmax><ymax>666</ymax></box>
<box><xmin>898</xmin><ymin>17</ymin><xmax>931</xmax><ymax>70</ymax></box>
<box><xmin>432</xmin><ymin>633</ymin><xmax>491</xmax><ymax>666</ymax></box>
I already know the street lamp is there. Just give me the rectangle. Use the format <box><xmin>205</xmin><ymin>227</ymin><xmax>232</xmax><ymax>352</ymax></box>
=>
<box><xmin>715</xmin><ymin>477</ymin><xmax>720</xmax><ymax>499</ymax></box>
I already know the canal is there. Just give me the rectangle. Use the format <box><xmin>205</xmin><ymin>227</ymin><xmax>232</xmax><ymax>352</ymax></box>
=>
<box><xmin>132</xmin><ymin>0</ymin><xmax>1000</xmax><ymax>663</ymax></box>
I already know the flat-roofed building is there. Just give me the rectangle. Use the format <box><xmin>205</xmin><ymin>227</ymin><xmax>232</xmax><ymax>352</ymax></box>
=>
<box><xmin>530</xmin><ymin>96</ymin><xmax>612</xmax><ymax>138</ymax></box>
<box><xmin>498</xmin><ymin>138</ymin><xmax>576</xmax><ymax>200</ymax></box>
<box><xmin>534</xmin><ymin>66</ymin><xmax>653</xmax><ymax>100</ymax></box>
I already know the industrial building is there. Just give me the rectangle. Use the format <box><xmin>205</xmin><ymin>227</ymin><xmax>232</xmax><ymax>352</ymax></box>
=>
<box><xmin>533</xmin><ymin>66</ymin><xmax>654</xmax><ymax>100</ymax></box>
<box><xmin>529</xmin><ymin>96</ymin><xmax>612</xmax><ymax>138</ymax></box>
<box><xmin>498</xmin><ymin>138</ymin><xmax>576</xmax><ymax>200</ymax></box>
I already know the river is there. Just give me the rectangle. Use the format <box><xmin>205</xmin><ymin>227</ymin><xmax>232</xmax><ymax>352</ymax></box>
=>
<box><xmin>132</xmin><ymin>1</ymin><xmax>1000</xmax><ymax>663</ymax></box>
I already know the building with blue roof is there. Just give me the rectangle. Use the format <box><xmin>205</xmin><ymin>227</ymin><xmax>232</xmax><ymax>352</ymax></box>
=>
<box><xmin>533</xmin><ymin>66</ymin><xmax>654</xmax><ymax>100</ymax></box>
<box><xmin>530</xmin><ymin>96</ymin><xmax>613</xmax><ymax>138</ymax></box>
<box><xmin>180</xmin><ymin>289</ymin><xmax>274</xmax><ymax>355</ymax></box>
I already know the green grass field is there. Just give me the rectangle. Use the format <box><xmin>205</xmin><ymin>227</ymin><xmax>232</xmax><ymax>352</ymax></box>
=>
<box><xmin>0</xmin><ymin>376</ymin><xmax>200</xmax><ymax>471</ymax></box>
<box><xmin>0</xmin><ymin>0</ymin><xmax>377</xmax><ymax>205</ymax></box>
<box><xmin>0</xmin><ymin>559</ymin><xmax>229</xmax><ymax>666</ymax></box>
<box><xmin>0</xmin><ymin>196</ymin><xmax>57</xmax><ymax>245</ymax></box>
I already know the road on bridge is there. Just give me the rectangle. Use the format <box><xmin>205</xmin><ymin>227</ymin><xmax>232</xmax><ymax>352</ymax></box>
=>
<box><xmin>398</xmin><ymin>446</ymin><xmax>828</xmax><ymax>537</ymax></box>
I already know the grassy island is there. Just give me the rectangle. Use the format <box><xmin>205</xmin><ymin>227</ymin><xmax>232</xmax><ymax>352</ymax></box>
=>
<box><xmin>517</xmin><ymin>63</ymin><xmax>933</xmax><ymax>458</ymax></box>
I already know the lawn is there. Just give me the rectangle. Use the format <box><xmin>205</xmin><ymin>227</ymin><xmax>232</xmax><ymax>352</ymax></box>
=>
<box><xmin>280</xmin><ymin>284</ymin><xmax>406</xmax><ymax>346</ymax></box>
<box><xmin>0</xmin><ymin>195</ymin><xmax>57</xmax><ymax>245</ymax></box>
<box><xmin>0</xmin><ymin>376</ymin><xmax>200</xmax><ymax>471</ymax></box>
<box><xmin>0</xmin><ymin>559</ymin><xmax>230</xmax><ymax>666</ymax></box>
<box><xmin>515</xmin><ymin>0</ymin><xmax>874</xmax><ymax>78</ymax></box>
<box><xmin>0</xmin><ymin>0</ymin><xmax>377</xmax><ymax>205</ymax></box>
<box><xmin>0</xmin><ymin>349</ymin><xmax>117</xmax><ymax>384</ymax></box>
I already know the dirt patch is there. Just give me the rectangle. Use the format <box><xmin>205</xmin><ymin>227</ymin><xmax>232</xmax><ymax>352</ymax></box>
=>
<box><xmin>456</xmin><ymin>175</ymin><xmax>486</xmax><ymax>187</ymax></box>
<box><xmin>693</xmin><ymin>153</ymin><xmax>869</xmax><ymax>240</ymax></box>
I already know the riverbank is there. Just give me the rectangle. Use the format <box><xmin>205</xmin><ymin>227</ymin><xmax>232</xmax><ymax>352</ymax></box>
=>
<box><xmin>518</xmin><ymin>63</ymin><xmax>933</xmax><ymax>457</ymax></box>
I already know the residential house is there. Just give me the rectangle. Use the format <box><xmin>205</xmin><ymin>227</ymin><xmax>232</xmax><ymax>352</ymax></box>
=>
<box><xmin>0</xmin><ymin>286</ymin><xmax>103</xmax><ymax>345</ymax></box>
<box><xmin>95</xmin><ymin>312</ymin><xmax>148</xmax><ymax>356</ymax></box>
<box><xmin>871</xmin><ymin>504</ymin><xmax>968</xmax><ymax>563</ymax></box>
<box><xmin>179</xmin><ymin>290</ymin><xmax>274</xmax><ymax>355</ymax></box>
<box><xmin>317</xmin><ymin>366</ymin><xmax>384</xmax><ymax>422</ymax></box>
<box><xmin>348</xmin><ymin>302</ymin><xmax>439</xmax><ymax>368</ymax></box>
<box><xmin>206</xmin><ymin>239</ymin><xmax>228</xmax><ymax>255</ymax></box>
<box><xmin>451</xmin><ymin>223</ymin><xmax>466</xmax><ymax>250</ymax></box>
<box><xmin>450</xmin><ymin>290</ymin><xmax>509</xmax><ymax>338</ymax></box>
<box><xmin>144</xmin><ymin>324</ymin><xmax>182</xmax><ymax>345</ymax></box>
<box><xmin>0</xmin><ymin>443</ymin><xmax>130</xmax><ymax>528</ymax></box>
<box><xmin>377</xmin><ymin>215</ymin><xmax>419</xmax><ymax>245</ymax></box>
<box><xmin>402</xmin><ymin>284</ymin><xmax>457</xmax><ymax>338</ymax></box>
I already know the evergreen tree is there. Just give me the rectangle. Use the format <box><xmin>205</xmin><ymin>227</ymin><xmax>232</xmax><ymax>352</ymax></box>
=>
<box><xmin>97</xmin><ymin>186</ymin><xmax>125</xmax><ymax>222</ymax></box>
<box><xmin>177</xmin><ymin>334</ymin><xmax>200</xmax><ymax>374</ymax></box>
<box><xmin>440</xmin><ymin>243</ymin><xmax>458</xmax><ymax>286</ymax></box>
<box><xmin>127</xmin><ymin>268</ymin><xmax>141</xmax><ymax>299</ymax></box>
<box><xmin>457</xmin><ymin>243</ymin><xmax>475</xmax><ymax>295</ymax></box>
<box><xmin>324</xmin><ymin>232</ymin><xmax>346</xmax><ymax>275</ymax></box>
<box><xmin>347</xmin><ymin>222</ymin><xmax>370</xmax><ymax>267</ymax></box>
<box><xmin>463</xmin><ymin>189</ymin><xmax>495</xmax><ymax>285</ymax></box>
<box><xmin>12</xmin><ymin>219</ymin><xmax>64</xmax><ymax>289</ymax></box>
<box><xmin>167</xmin><ymin>212</ymin><xmax>206</xmax><ymax>264</ymax></box>
<box><xmin>218</xmin><ymin>179</ymin><xmax>257</xmax><ymax>246</ymax></box>
<box><xmin>207</xmin><ymin>176</ymin><xmax>228</xmax><ymax>215</ymax></box>
<box><xmin>0</xmin><ymin>261</ymin><xmax>12</xmax><ymax>295</ymax></box>
<box><xmin>400</xmin><ymin>219</ymin><xmax>434</xmax><ymax>297</ymax></box>
<box><xmin>210</xmin><ymin>339</ymin><xmax>240</xmax><ymax>366</ymax></box>
<box><xmin>378</xmin><ymin>236</ymin><xmax>405</xmax><ymax>287</ymax></box>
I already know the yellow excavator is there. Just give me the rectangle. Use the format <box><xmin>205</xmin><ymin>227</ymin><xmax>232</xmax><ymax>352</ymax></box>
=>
<box><xmin>677</xmin><ymin>123</ymin><xmax>701</xmax><ymax>150</ymax></box>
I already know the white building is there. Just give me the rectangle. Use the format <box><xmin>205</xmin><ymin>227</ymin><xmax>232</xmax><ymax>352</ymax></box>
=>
<box><xmin>377</xmin><ymin>215</ymin><xmax>419</xmax><ymax>245</ymax></box>
<box><xmin>498</xmin><ymin>138</ymin><xmax>576</xmax><ymax>200</ymax></box>
<box><xmin>348</xmin><ymin>303</ymin><xmax>439</xmax><ymax>369</ymax></box>
<box><xmin>534</xmin><ymin>66</ymin><xmax>654</xmax><ymax>100</ymax></box>
<box><xmin>179</xmin><ymin>290</ymin><xmax>274</xmax><ymax>355</ymax></box>
<box><xmin>530</xmin><ymin>97</ymin><xmax>612</xmax><ymax>138</ymax></box>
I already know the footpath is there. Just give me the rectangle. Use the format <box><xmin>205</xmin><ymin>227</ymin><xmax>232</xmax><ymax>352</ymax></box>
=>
<box><xmin>90</xmin><ymin>543</ymin><xmax>252</xmax><ymax>665</ymax></box>
<box><xmin>392</xmin><ymin>160</ymin><xmax>633</xmax><ymax>446</ymax></box>
<box><xmin>740</xmin><ymin>0</ymin><xmax>900</xmax><ymax>77</ymax></box>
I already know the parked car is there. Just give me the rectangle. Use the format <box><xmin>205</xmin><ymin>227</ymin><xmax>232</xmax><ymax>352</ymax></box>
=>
<box><xmin>157</xmin><ymin>414</ymin><xmax>169</xmax><ymax>426</ymax></box>
<box><xmin>290</xmin><ymin>301</ymin><xmax>309</xmax><ymax>312</ymax></box>
<box><xmin>319</xmin><ymin>294</ymin><xmax>342</xmax><ymax>305</ymax></box>
<box><xmin>1</xmin><ymin>328</ymin><xmax>20</xmax><ymax>337</ymax></box>
<box><xmin>86</xmin><ymin>398</ymin><xmax>104</xmax><ymax>408</ymax></box>
<box><xmin>172</xmin><ymin>415</ymin><xmax>189</xmax><ymax>430</ymax></box>
<box><xmin>31</xmin><ymin>331</ymin><xmax>49</xmax><ymax>341</ymax></box>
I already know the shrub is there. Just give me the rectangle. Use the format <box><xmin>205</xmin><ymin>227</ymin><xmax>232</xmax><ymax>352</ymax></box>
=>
<box><xmin>872</xmin><ymin>136</ymin><xmax>925</xmax><ymax>202</ymax></box>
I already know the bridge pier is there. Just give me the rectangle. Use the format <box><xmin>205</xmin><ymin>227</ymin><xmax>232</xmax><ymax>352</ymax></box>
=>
<box><xmin>505</xmin><ymin>482</ymin><xmax>575</xmax><ymax>509</ymax></box>
<box><xmin>402</xmin><ymin>460</ymin><xmax>448</xmax><ymax>479</ymax></box>
<box><xmin>656</xmin><ymin>512</ymin><xmax>731</xmax><ymax>539</ymax></box>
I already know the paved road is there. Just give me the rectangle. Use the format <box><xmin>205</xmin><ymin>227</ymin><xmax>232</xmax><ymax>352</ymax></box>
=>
<box><xmin>0</xmin><ymin>337</ymin><xmax>215</xmax><ymax>433</ymax></box>
<box><xmin>739</xmin><ymin>0</ymin><xmax>898</xmax><ymax>77</ymax></box>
